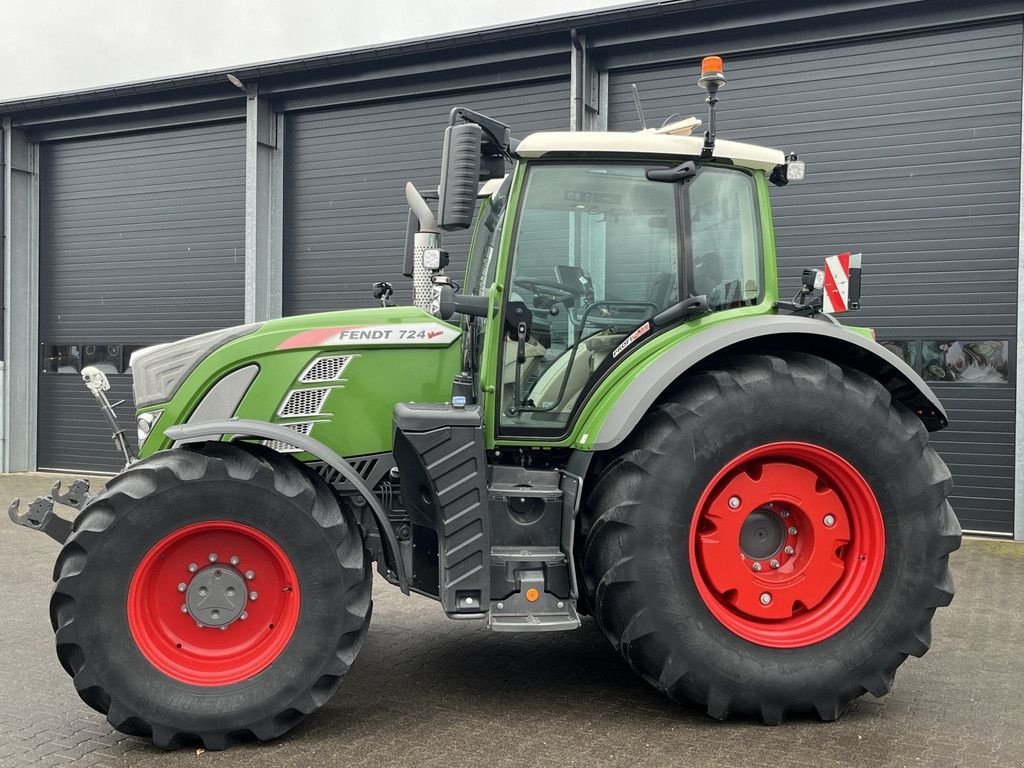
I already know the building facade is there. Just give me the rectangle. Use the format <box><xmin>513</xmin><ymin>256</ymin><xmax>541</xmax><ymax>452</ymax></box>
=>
<box><xmin>2</xmin><ymin>0</ymin><xmax>1022</xmax><ymax>538</ymax></box>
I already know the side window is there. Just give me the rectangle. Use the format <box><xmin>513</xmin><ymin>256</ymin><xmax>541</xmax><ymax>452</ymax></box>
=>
<box><xmin>687</xmin><ymin>168</ymin><xmax>762</xmax><ymax>309</ymax></box>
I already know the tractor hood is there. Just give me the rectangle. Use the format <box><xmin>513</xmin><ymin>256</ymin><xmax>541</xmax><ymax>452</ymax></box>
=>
<box><xmin>133</xmin><ymin>306</ymin><xmax>463</xmax><ymax>460</ymax></box>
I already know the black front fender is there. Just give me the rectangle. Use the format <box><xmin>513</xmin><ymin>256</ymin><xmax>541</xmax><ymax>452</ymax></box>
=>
<box><xmin>164</xmin><ymin>419</ymin><xmax>409</xmax><ymax>593</ymax></box>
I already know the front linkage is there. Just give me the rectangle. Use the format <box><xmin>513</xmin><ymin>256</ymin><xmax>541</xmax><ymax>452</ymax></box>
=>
<box><xmin>9</xmin><ymin>478</ymin><xmax>92</xmax><ymax>544</ymax></box>
<box><xmin>9</xmin><ymin>365</ymin><xmax>130</xmax><ymax>545</ymax></box>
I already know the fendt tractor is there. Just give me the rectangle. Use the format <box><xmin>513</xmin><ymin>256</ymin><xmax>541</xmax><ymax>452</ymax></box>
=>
<box><xmin>10</xmin><ymin>57</ymin><xmax>960</xmax><ymax>750</ymax></box>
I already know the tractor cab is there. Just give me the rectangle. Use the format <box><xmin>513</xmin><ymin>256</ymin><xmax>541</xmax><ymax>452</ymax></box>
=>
<box><xmin>405</xmin><ymin>92</ymin><xmax>799</xmax><ymax>445</ymax></box>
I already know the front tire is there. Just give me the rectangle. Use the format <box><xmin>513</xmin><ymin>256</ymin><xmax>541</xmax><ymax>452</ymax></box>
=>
<box><xmin>50</xmin><ymin>442</ymin><xmax>371</xmax><ymax>749</ymax></box>
<box><xmin>582</xmin><ymin>352</ymin><xmax>961</xmax><ymax>723</ymax></box>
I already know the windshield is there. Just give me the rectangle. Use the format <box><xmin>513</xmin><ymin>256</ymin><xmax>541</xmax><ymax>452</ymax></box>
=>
<box><xmin>498</xmin><ymin>161</ymin><xmax>763</xmax><ymax>435</ymax></box>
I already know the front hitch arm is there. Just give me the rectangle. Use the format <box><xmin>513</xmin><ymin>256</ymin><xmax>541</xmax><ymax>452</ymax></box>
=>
<box><xmin>8</xmin><ymin>479</ymin><xmax>93</xmax><ymax>544</ymax></box>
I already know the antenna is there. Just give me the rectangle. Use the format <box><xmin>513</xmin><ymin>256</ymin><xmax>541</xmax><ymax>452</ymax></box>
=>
<box><xmin>631</xmin><ymin>83</ymin><xmax>648</xmax><ymax>131</ymax></box>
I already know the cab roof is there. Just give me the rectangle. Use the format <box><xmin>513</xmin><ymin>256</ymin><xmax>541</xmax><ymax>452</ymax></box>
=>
<box><xmin>515</xmin><ymin>130</ymin><xmax>785</xmax><ymax>173</ymax></box>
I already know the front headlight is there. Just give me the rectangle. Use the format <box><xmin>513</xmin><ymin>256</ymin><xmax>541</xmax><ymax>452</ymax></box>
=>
<box><xmin>130</xmin><ymin>323</ymin><xmax>261</xmax><ymax>407</ymax></box>
<box><xmin>137</xmin><ymin>410</ymin><xmax>163</xmax><ymax>449</ymax></box>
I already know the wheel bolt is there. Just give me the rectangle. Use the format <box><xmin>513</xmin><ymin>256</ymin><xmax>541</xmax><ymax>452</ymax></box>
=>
<box><xmin>769</xmin><ymin>559</ymin><xmax>780</xmax><ymax>569</ymax></box>
<box><xmin>180</xmin><ymin>604</ymin><xmax>188</xmax><ymax>613</ymax></box>
<box><xmin>760</xmin><ymin>593</ymin><xmax>772</xmax><ymax>605</ymax></box>
<box><xmin>220</xmin><ymin>626</ymin><xmax>227</xmax><ymax>631</ymax></box>
<box><xmin>823</xmin><ymin>514</ymin><xmax>836</xmax><ymax>527</ymax></box>
<box><xmin>784</xmin><ymin>546</ymin><xmax>795</xmax><ymax>556</ymax></box>
<box><xmin>177</xmin><ymin>582</ymin><xmax>187</xmax><ymax>592</ymax></box>
<box><xmin>240</xmin><ymin>611</ymin><xmax>248</xmax><ymax>621</ymax></box>
<box><xmin>230</xmin><ymin>555</ymin><xmax>240</xmax><ymax>566</ymax></box>
<box><xmin>752</xmin><ymin>562</ymin><xmax>762</xmax><ymax>572</ymax></box>
<box><xmin>196</xmin><ymin>621</ymin><xmax>204</xmax><ymax>628</ymax></box>
<box><xmin>188</xmin><ymin>563</ymin><xmax>198</xmax><ymax>573</ymax></box>
<box><xmin>788</xmin><ymin>526</ymin><xmax>798</xmax><ymax>536</ymax></box>
<box><xmin>781</xmin><ymin>510</ymin><xmax>790</xmax><ymax>518</ymax></box>
<box><xmin>249</xmin><ymin>591</ymin><xmax>258</xmax><ymax>601</ymax></box>
<box><xmin>728</xmin><ymin>496</ymin><xmax>741</xmax><ymax>509</ymax></box>
<box><xmin>199</xmin><ymin>586</ymin><xmax>208</xmax><ymax>596</ymax></box>
<box><xmin>245</xmin><ymin>570</ymin><xmax>255</xmax><ymax>580</ymax></box>
<box><xmin>208</xmin><ymin>553</ymin><xmax>218</xmax><ymax>562</ymax></box>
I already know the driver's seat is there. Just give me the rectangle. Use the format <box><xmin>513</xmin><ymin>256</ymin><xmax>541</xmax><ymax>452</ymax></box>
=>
<box><xmin>525</xmin><ymin>332</ymin><xmax>625</xmax><ymax>415</ymax></box>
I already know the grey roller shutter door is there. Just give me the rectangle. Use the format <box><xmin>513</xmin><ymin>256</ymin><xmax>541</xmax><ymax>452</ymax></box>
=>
<box><xmin>38</xmin><ymin>121</ymin><xmax>245</xmax><ymax>472</ymax></box>
<box><xmin>607</xmin><ymin>21</ymin><xmax>1022</xmax><ymax>535</ymax></box>
<box><xmin>283</xmin><ymin>78</ymin><xmax>570</xmax><ymax>314</ymax></box>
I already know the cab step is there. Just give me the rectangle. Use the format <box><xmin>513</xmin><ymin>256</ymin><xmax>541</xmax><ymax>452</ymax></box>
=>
<box><xmin>489</xmin><ymin>602</ymin><xmax>580</xmax><ymax>632</ymax></box>
<box><xmin>487</xmin><ymin>569</ymin><xmax>581</xmax><ymax>632</ymax></box>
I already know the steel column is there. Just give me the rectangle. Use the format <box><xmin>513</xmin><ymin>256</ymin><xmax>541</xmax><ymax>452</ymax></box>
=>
<box><xmin>244</xmin><ymin>87</ymin><xmax>284</xmax><ymax>323</ymax></box>
<box><xmin>570</xmin><ymin>31</ymin><xmax>601</xmax><ymax>131</ymax></box>
<box><xmin>1015</xmin><ymin>29</ymin><xmax>1024</xmax><ymax>541</ymax></box>
<box><xmin>2</xmin><ymin>119</ymin><xmax>39</xmax><ymax>471</ymax></box>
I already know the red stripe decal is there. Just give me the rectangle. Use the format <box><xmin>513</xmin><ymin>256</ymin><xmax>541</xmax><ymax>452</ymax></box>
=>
<box><xmin>277</xmin><ymin>327</ymin><xmax>355</xmax><ymax>350</ymax></box>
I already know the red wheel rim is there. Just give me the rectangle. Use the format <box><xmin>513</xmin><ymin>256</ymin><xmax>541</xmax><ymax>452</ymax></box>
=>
<box><xmin>688</xmin><ymin>442</ymin><xmax>884</xmax><ymax>648</ymax></box>
<box><xmin>127</xmin><ymin>521</ymin><xmax>300</xmax><ymax>686</ymax></box>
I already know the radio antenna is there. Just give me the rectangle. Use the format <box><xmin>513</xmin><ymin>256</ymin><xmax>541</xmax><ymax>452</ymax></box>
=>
<box><xmin>631</xmin><ymin>83</ymin><xmax>648</xmax><ymax>131</ymax></box>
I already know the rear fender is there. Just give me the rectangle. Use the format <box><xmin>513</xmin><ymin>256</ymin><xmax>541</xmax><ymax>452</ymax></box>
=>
<box><xmin>588</xmin><ymin>315</ymin><xmax>947</xmax><ymax>452</ymax></box>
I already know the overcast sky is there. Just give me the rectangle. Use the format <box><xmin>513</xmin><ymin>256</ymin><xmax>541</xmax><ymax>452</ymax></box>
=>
<box><xmin>0</xmin><ymin>0</ymin><xmax>628</xmax><ymax>101</ymax></box>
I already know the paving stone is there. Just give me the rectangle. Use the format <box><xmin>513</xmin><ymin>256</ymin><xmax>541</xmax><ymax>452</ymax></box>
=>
<box><xmin>1</xmin><ymin>472</ymin><xmax>1022</xmax><ymax>768</ymax></box>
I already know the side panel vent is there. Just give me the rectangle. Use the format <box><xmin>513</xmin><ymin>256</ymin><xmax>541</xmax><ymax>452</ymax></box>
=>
<box><xmin>278</xmin><ymin>388</ymin><xmax>331</xmax><ymax>417</ymax></box>
<box><xmin>300</xmin><ymin>355</ymin><xmax>352</xmax><ymax>383</ymax></box>
<box><xmin>264</xmin><ymin>422</ymin><xmax>314</xmax><ymax>453</ymax></box>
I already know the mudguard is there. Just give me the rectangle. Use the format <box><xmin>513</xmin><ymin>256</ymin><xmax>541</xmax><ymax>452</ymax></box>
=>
<box><xmin>590</xmin><ymin>315</ymin><xmax>947</xmax><ymax>452</ymax></box>
<box><xmin>163</xmin><ymin>419</ymin><xmax>409</xmax><ymax>593</ymax></box>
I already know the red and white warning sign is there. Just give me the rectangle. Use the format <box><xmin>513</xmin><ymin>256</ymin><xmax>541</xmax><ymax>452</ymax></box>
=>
<box><xmin>823</xmin><ymin>252</ymin><xmax>862</xmax><ymax>314</ymax></box>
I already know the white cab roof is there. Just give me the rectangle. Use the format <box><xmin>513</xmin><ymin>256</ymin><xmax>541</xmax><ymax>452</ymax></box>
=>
<box><xmin>516</xmin><ymin>131</ymin><xmax>785</xmax><ymax>173</ymax></box>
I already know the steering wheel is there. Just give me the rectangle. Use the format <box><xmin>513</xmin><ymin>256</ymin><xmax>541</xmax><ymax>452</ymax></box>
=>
<box><xmin>512</xmin><ymin>278</ymin><xmax>580</xmax><ymax>302</ymax></box>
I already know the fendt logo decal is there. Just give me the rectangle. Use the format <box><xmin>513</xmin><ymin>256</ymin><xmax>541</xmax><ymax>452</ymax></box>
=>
<box><xmin>279</xmin><ymin>323</ymin><xmax>460</xmax><ymax>350</ymax></box>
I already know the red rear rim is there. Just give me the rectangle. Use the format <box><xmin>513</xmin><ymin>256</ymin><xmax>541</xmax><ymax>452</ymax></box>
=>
<box><xmin>688</xmin><ymin>442</ymin><xmax>884</xmax><ymax>648</ymax></box>
<box><xmin>127</xmin><ymin>521</ymin><xmax>300</xmax><ymax>686</ymax></box>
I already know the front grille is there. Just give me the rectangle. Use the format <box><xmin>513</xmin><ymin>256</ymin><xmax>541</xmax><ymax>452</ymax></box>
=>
<box><xmin>263</xmin><ymin>422</ymin><xmax>313</xmax><ymax>453</ymax></box>
<box><xmin>278</xmin><ymin>388</ymin><xmax>331</xmax><ymax>418</ymax></box>
<box><xmin>300</xmin><ymin>355</ymin><xmax>352</xmax><ymax>383</ymax></box>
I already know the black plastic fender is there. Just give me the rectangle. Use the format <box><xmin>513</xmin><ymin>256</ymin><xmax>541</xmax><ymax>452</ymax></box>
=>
<box><xmin>163</xmin><ymin>419</ymin><xmax>409</xmax><ymax>593</ymax></box>
<box><xmin>591</xmin><ymin>315</ymin><xmax>948</xmax><ymax>452</ymax></box>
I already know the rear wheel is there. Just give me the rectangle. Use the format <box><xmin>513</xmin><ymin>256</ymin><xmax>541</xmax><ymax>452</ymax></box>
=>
<box><xmin>50</xmin><ymin>442</ymin><xmax>371</xmax><ymax>749</ymax></box>
<box><xmin>582</xmin><ymin>352</ymin><xmax>960</xmax><ymax>722</ymax></box>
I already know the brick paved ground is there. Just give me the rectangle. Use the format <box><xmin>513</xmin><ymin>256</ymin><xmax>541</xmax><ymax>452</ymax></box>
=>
<box><xmin>2</xmin><ymin>472</ymin><xmax>1022</xmax><ymax>768</ymax></box>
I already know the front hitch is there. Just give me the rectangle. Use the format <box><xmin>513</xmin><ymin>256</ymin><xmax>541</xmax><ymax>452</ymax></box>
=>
<box><xmin>8</xmin><ymin>479</ymin><xmax>92</xmax><ymax>544</ymax></box>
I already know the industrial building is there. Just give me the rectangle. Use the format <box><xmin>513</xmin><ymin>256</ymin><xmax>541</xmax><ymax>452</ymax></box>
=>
<box><xmin>1</xmin><ymin>0</ymin><xmax>1021</xmax><ymax>538</ymax></box>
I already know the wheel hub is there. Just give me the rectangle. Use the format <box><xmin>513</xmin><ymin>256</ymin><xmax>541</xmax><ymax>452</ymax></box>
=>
<box><xmin>185</xmin><ymin>565</ymin><xmax>248</xmax><ymax>627</ymax></box>
<box><xmin>127</xmin><ymin>520</ymin><xmax>299</xmax><ymax>686</ymax></box>
<box><xmin>688</xmin><ymin>442</ymin><xmax>885</xmax><ymax>648</ymax></box>
<box><xmin>739</xmin><ymin>509</ymin><xmax>786</xmax><ymax>560</ymax></box>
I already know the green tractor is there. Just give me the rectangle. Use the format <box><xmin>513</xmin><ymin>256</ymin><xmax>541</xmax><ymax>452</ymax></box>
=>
<box><xmin>10</xmin><ymin>58</ymin><xmax>959</xmax><ymax>749</ymax></box>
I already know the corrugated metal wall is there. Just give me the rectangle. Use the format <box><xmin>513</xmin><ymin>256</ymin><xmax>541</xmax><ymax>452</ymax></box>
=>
<box><xmin>607</xmin><ymin>21</ymin><xmax>1023</xmax><ymax>534</ymax></box>
<box><xmin>38</xmin><ymin>122</ymin><xmax>245</xmax><ymax>471</ymax></box>
<box><xmin>283</xmin><ymin>78</ymin><xmax>570</xmax><ymax>315</ymax></box>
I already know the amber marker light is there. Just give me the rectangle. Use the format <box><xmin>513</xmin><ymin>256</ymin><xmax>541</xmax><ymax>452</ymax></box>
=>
<box><xmin>698</xmin><ymin>55</ymin><xmax>726</xmax><ymax>89</ymax></box>
<box><xmin>526</xmin><ymin>588</ymin><xmax>540</xmax><ymax>602</ymax></box>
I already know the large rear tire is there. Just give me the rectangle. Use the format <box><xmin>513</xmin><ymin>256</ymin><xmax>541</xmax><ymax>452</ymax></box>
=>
<box><xmin>50</xmin><ymin>442</ymin><xmax>371</xmax><ymax>749</ymax></box>
<box><xmin>582</xmin><ymin>352</ymin><xmax>960</xmax><ymax>723</ymax></box>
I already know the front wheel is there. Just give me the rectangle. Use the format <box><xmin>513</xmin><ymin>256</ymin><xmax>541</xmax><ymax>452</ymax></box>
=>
<box><xmin>582</xmin><ymin>352</ymin><xmax>961</xmax><ymax>722</ymax></box>
<box><xmin>50</xmin><ymin>442</ymin><xmax>371</xmax><ymax>749</ymax></box>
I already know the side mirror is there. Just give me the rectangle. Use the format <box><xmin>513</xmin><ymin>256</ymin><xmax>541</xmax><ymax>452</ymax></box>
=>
<box><xmin>438</xmin><ymin>123</ymin><xmax>483</xmax><ymax>231</ymax></box>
